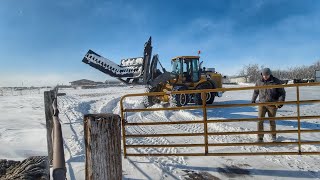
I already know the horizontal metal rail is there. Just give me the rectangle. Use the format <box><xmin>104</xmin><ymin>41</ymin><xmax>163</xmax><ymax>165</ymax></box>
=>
<box><xmin>126</xmin><ymin>144</ymin><xmax>205</xmax><ymax>148</ymax></box>
<box><xmin>125</xmin><ymin>152</ymin><xmax>320</xmax><ymax>157</ymax></box>
<box><xmin>126</xmin><ymin>120</ymin><xmax>204</xmax><ymax>126</ymax></box>
<box><xmin>126</xmin><ymin>132</ymin><xmax>204</xmax><ymax>138</ymax></box>
<box><xmin>126</xmin><ymin>141</ymin><xmax>320</xmax><ymax>148</ymax></box>
<box><xmin>125</xmin><ymin>115</ymin><xmax>320</xmax><ymax>126</ymax></box>
<box><xmin>121</xmin><ymin>82</ymin><xmax>320</xmax><ymax>100</ymax></box>
<box><xmin>123</xmin><ymin>100</ymin><xmax>320</xmax><ymax>113</ymax></box>
<box><xmin>125</xmin><ymin>130</ymin><xmax>320</xmax><ymax>138</ymax></box>
<box><xmin>208</xmin><ymin>115</ymin><xmax>320</xmax><ymax>123</ymax></box>
<box><xmin>207</xmin><ymin>130</ymin><xmax>320</xmax><ymax>135</ymax></box>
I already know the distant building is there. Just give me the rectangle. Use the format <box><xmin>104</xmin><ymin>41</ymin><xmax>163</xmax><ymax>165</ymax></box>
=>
<box><xmin>105</xmin><ymin>80</ymin><xmax>124</xmax><ymax>86</ymax></box>
<box><xmin>69</xmin><ymin>79</ymin><xmax>104</xmax><ymax>89</ymax></box>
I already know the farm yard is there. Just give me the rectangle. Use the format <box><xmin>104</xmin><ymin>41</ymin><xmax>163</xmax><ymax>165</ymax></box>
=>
<box><xmin>1</xmin><ymin>84</ymin><xmax>320</xmax><ymax>179</ymax></box>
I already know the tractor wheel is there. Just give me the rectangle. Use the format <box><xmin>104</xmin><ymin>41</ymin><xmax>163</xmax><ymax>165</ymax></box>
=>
<box><xmin>194</xmin><ymin>82</ymin><xmax>215</xmax><ymax>105</ymax></box>
<box><xmin>170</xmin><ymin>86</ymin><xmax>189</xmax><ymax>107</ymax></box>
<box><xmin>143</xmin><ymin>86</ymin><xmax>161</xmax><ymax>107</ymax></box>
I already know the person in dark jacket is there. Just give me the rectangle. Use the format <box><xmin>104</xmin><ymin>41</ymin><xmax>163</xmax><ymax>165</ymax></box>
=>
<box><xmin>252</xmin><ymin>68</ymin><xmax>286</xmax><ymax>142</ymax></box>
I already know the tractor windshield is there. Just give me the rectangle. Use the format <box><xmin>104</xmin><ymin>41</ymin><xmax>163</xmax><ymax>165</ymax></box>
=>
<box><xmin>171</xmin><ymin>60</ymin><xmax>181</xmax><ymax>74</ymax></box>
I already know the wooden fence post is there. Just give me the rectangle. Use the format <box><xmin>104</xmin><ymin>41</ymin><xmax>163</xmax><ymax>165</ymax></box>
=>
<box><xmin>44</xmin><ymin>90</ymin><xmax>55</xmax><ymax>164</ymax></box>
<box><xmin>84</xmin><ymin>114</ymin><xmax>122</xmax><ymax>180</ymax></box>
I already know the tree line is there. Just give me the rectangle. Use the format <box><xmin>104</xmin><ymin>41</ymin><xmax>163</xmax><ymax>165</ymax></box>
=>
<box><xmin>238</xmin><ymin>60</ymin><xmax>320</xmax><ymax>83</ymax></box>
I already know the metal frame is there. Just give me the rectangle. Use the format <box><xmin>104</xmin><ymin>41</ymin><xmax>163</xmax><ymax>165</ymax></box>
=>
<box><xmin>120</xmin><ymin>82</ymin><xmax>320</xmax><ymax>157</ymax></box>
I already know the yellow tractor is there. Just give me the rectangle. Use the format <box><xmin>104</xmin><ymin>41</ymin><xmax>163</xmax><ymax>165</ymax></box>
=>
<box><xmin>143</xmin><ymin>55</ymin><xmax>223</xmax><ymax>107</ymax></box>
<box><xmin>82</xmin><ymin>37</ymin><xmax>223</xmax><ymax>107</ymax></box>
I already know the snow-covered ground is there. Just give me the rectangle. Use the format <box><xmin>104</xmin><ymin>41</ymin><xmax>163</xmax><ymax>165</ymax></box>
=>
<box><xmin>0</xmin><ymin>88</ymin><xmax>48</xmax><ymax>160</ymax></box>
<box><xmin>1</xmin><ymin>85</ymin><xmax>320</xmax><ymax>179</ymax></box>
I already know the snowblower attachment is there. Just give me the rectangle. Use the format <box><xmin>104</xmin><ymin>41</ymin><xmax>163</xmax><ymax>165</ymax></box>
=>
<box><xmin>82</xmin><ymin>37</ymin><xmax>153</xmax><ymax>84</ymax></box>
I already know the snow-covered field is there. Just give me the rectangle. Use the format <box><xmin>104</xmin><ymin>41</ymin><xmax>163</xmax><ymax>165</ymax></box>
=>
<box><xmin>1</xmin><ymin>84</ymin><xmax>320</xmax><ymax>179</ymax></box>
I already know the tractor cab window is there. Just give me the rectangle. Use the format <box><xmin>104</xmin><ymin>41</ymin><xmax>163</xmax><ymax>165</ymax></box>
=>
<box><xmin>191</xmin><ymin>59</ymin><xmax>200</xmax><ymax>82</ymax></box>
<box><xmin>171</xmin><ymin>60</ymin><xmax>181</xmax><ymax>74</ymax></box>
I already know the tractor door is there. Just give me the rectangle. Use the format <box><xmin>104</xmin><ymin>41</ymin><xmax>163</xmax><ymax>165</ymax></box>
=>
<box><xmin>182</xmin><ymin>59</ymin><xmax>200</xmax><ymax>83</ymax></box>
<box><xmin>182</xmin><ymin>60</ymin><xmax>192</xmax><ymax>82</ymax></box>
<box><xmin>191</xmin><ymin>59</ymin><xmax>200</xmax><ymax>82</ymax></box>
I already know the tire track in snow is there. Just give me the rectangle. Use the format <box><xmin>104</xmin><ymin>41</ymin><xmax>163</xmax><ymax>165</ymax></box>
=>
<box><xmin>57</xmin><ymin>95</ymin><xmax>81</xmax><ymax>180</ymax></box>
<box><xmin>133</xmin><ymin>108</ymin><xmax>257</xmax><ymax>152</ymax></box>
<box><xmin>58</xmin><ymin>95</ymin><xmax>84</xmax><ymax>155</ymax></box>
<box><xmin>125</xmin><ymin>113</ymin><xmax>186</xmax><ymax>173</ymax></box>
<box><xmin>127</xmin><ymin>113</ymin><xmax>186</xmax><ymax>157</ymax></box>
<box><xmin>125</xmin><ymin>104</ymin><xmax>254</xmax><ymax>156</ymax></box>
<box><xmin>57</xmin><ymin>95</ymin><xmax>97</xmax><ymax>174</ymax></box>
<box><xmin>254</xmin><ymin>105</ymin><xmax>320</xmax><ymax>173</ymax></box>
<box><xmin>111</xmin><ymin>101</ymin><xmax>187</xmax><ymax>176</ymax></box>
<box><xmin>99</xmin><ymin>97</ymin><xmax>121</xmax><ymax>114</ymax></box>
<box><xmin>125</xmin><ymin>101</ymin><xmax>320</xmax><ymax>176</ymax></box>
<box><xmin>93</xmin><ymin>98</ymin><xmax>186</xmax><ymax>177</ymax></box>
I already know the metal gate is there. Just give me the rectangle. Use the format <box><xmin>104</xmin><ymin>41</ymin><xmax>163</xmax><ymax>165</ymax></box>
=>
<box><xmin>120</xmin><ymin>82</ymin><xmax>320</xmax><ymax>157</ymax></box>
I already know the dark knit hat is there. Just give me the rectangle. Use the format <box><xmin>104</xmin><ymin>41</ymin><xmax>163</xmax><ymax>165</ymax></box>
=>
<box><xmin>261</xmin><ymin>68</ymin><xmax>272</xmax><ymax>76</ymax></box>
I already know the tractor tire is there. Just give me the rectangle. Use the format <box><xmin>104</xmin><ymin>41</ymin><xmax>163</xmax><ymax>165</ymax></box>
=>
<box><xmin>194</xmin><ymin>82</ymin><xmax>215</xmax><ymax>105</ymax></box>
<box><xmin>170</xmin><ymin>86</ymin><xmax>189</xmax><ymax>107</ymax></box>
<box><xmin>143</xmin><ymin>86</ymin><xmax>161</xmax><ymax>107</ymax></box>
<box><xmin>207</xmin><ymin>80</ymin><xmax>217</xmax><ymax>104</ymax></box>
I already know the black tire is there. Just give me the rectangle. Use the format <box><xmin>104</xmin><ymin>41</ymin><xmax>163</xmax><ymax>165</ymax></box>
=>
<box><xmin>143</xmin><ymin>86</ymin><xmax>161</xmax><ymax>107</ymax></box>
<box><xmin>170</xmin><ymin>86</ymin><xmax>189</xmax><ymax>107</ymax></box>
<box><xmin>207</xmin><ymin>80</ymin><xmax>217</xmax><ymax>104</ymax></box>
<box><xmin>194</xmin><ymin>82</ymin><xmax>215</xmax><ymax>105</ymax></box>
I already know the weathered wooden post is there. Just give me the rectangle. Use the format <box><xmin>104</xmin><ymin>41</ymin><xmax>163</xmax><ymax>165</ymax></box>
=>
<box><xmin>44</xmin><ymin>90</ymin><xmax>55</xmax><ymax>164</ymax></box>
<box><xmin>84</xmin><ymin>114</ymin><xmax>122</xmax><ymax>180</ymax></box>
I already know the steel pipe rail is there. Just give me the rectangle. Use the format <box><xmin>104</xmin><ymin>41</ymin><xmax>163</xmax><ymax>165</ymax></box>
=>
<box><xmin>126</xmin><ymin>141</ymin><xmax>320</xmax><ymax>149</ymax></box>
<box><xmin>125</xmin><ymin>152</ymin><xmax>320</xmax><ymax>157</ymax></box>
<box><xmin>120</xmin><ymin>82</ymin><xmax>320</xmax><ymax>100</ymax></box>
<box><xmin>51</xmin><ymin>89</ymin><xmax>66</xmax><ymax>180</ymax></box>
<box><xmin>52</xmin><ymin>116</ymin><xmax>66</xmax><ymax>179</ymax></box>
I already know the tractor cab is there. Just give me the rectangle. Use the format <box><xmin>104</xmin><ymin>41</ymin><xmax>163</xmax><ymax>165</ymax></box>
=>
<box><xmin>171</xmin><ymin>56</ymin><xmax>200</xmax><ymax>83</ymax></box>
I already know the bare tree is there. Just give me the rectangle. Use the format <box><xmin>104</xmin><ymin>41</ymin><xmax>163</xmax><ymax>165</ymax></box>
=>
<box><xmin>238</xmin><ymin>60</ymin><xmax>320</xmax><ymax>82</ymax></box>
<box><xmin>239</xmin><ymin>64</ymin><xmax>260</xmax><ymax>83</ymax></box>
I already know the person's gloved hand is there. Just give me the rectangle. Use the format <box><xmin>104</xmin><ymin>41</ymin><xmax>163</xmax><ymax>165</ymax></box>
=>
<box><xmin>277</xmin><ymin>100</ymin><xmax>284</xmax><ymax>108</ymax></box>
<box><xmin>277</xmin><ymin>104</ymin><xmax>283</xmax><ymax>108</ymax></box>
<box><xmin>251</xmin><ymin>100</ymin><xmax>256</xmax><ymax>103</ymax></box>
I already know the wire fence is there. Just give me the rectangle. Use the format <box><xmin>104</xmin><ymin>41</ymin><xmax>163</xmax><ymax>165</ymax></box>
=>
<box><xmin>0</xmin><ymin>87</ymin><xmax>48</xmax><ymax>96</ymax></box>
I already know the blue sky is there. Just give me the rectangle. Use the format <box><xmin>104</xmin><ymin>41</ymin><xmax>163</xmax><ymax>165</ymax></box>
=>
<box><xmin>0</xmin><ymin>0</ymin><xmax>319</xmax><ymax>86</ymax></box>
